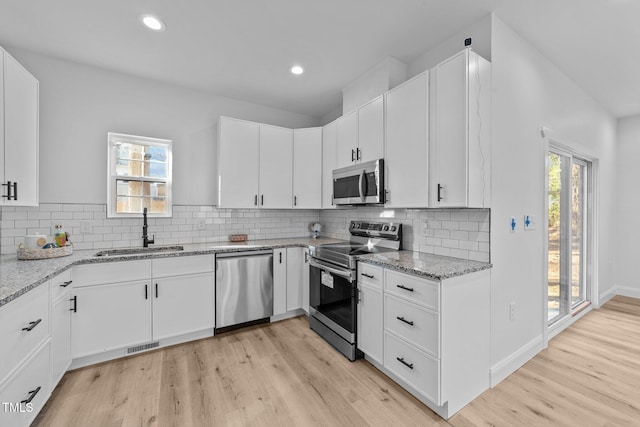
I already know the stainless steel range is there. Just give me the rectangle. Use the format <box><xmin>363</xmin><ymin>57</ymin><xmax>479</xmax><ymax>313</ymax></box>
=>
<box><xmin>308</xmin><ymin>221</ymin><xmax>402</xmax><ymax>361</ymax></box>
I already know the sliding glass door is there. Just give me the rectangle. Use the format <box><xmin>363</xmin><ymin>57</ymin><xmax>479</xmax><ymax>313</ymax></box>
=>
<box><xmin>547</xmin><ymin>150</ymin><xmax>590</xmax><ymax>325</ymax></box>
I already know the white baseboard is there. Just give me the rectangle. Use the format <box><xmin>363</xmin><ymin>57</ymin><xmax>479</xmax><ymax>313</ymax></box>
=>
<box><xmin>599</xmin><ymin>287</ymin><xmax>618</xmax><ymax>306</ymax></box>
<box><xmin>614</xmin><ymin>286</ymin><xmax>640</xmax><ymax>299</ymax></box>
<box><xmin>489</xmin><ymin>335</ymin><xmax>543</xmax><ymax>388</ymax></box>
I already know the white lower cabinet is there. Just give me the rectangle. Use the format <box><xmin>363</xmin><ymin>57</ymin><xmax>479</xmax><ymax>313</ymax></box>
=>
<box><xmin>356</xmin><ymin>261</ymin><xmax>490</xmax><ymax>420</ymax></box>
<box><xmin>152</xmin><ymin>273</ymin><xmax>214</xmax><ymax>340</ymax></box>
<box><xmin>50</xmin><ymin>286</ymin><xmax>71</xmax><ymax>386</ymax></box>
<box><xmin>273</xmin><ymin>247</ymin><xmax>307</xmax><ymax>316</ymax></box>
<box><xmin>273</xmin><ymin>248</ymin><xmax>287</xmax><ymax>316</ymax></box>
<box><xmin>301</xmin><ymin>247</ymin><xmax>310</xmax><ymax>314</ymax></box>
<box><xmin>0</xmin><ymin>342</ymin><xmax>50</xmax><ymax>427</ymax></box>
<box><xmin>286</xmin><ymin>247</ymin><xmax>303</xmax><ymax>312</ymax></box>
<box><xmin>71</xmin><ymin>280</ymin><xmax>153</xmax><ymax>358</ymax></box>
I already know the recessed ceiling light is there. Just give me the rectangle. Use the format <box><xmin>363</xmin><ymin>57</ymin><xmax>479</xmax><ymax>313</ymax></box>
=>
<box><xmin>140</xmin><ymin>15</ymin><xmax>165</xmax><ymax>31</ymax></box>
<box><xmin>290</xmin><ymin>65</ymin><xmax>304</xmax><ymax>75</ymax></box>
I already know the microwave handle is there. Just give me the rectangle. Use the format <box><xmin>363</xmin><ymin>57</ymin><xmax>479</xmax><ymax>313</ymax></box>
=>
<box><xmin>359</xmin><ymin>169</ymin><xmax>366</xmax><ymax>202</ymax></box>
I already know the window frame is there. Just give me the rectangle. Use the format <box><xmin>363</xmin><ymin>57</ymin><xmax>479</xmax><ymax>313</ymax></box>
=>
<box><xmin>107</xmin><ymin>132</ymin><xmax>173</xmax><ymax>218</ymax></box>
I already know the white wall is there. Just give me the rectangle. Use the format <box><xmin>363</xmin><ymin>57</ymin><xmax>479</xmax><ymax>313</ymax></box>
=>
<box><xmin>407</xmin><ymin>14</ymin><xmax>492</xmax><ymax>77</ymax></box>
<box><xmin>489</xmin><ymin>16</ymin><xmax>617</xmax><ymax>384</ymax></box>
<box><xmin>615</xmin><ymin>115</ymin><xmax>640</xmax><ymax>298</ymax></box>
<box><xmin>7</xmin><ymin>47</ymin><xmax>319</xmax><ymax>206</ymax></box>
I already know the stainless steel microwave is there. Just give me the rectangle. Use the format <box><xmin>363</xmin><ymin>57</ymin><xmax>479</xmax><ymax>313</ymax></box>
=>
<box><xmin>332</xmin><ymin>159</ymin><xmax>385</xmax><ymax>205</ymax></box>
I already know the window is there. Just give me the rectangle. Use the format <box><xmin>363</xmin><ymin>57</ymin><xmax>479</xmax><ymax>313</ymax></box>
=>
<box><xmin>107</xmin><ymin>132</ymin><xmax>172</xmax><ymax>217</ymax></box>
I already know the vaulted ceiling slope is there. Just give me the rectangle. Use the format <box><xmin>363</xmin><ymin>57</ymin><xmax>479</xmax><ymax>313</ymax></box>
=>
<box><xmin>0</xmin><ymin>0</ymin><xmax>637</xmax><ymax>119</ymax></box>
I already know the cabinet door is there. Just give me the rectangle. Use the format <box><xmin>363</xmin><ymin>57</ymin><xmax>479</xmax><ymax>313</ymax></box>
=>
<box><xmin>152</xmin><ymin>273</ymin><xmax>214</xmax><ymax>340</ymax></box>
<box><xmin>285</xmin><ymin>247</ymin><xmax>303</xmax><ymax>311</ymax></box>
<box><xmin>51</xmin><ymin>293</ymin><xmax>71</xmax><ymax>386</ymax></box>
<box><xmin>71</xmin><ymin>281</ymin><xmax>152</xmax><ymax>358</ymax></box>
<box><xmin>434</xmin><ymin>51</ymin><xmax>468</xmax><ymax>207</ymax></box>
<box><xmin>336</xmin><ymin>110</ymin><xmax>358</xmax><ymax>168</ymax></box>
<box><xmin>385</xmin><ymin>72</ymin><xmax>429</xmax><ymax>208</ymax></box>
<box><xmin>273</xmin><ymin>248</ymin><xmax>287</xmax><ymax>315</ymax></box>
<box><xmin>357</xmin><ymin>95</ymin><xmax>384</xmax><ymax>164</ymax></box>
<box><xmin>322</xmin><ymin>120</ymin><xmax>337</xmax><ymax>208</ymax></box>
<box><xmin>2</xmin><ymin>52</ymin><xmax>38</xmax><ymax>206</ymax></box>
<box><xmin>259</xmin><ymin>124</ymin><xmax>293</xmax><ymax>208</ymax></box>
<box><xmin>217</xmin><ymin>117</ymin><xmax>259</xmax><ymax>208</ymax></box>
<box><xmin>293</xmin><ymin>128</ymin><xmax>322</xmax><ymax>209</ymax></box>
<box><xmin>357</xmin><ymin>283</ymin><xmax>383</xmax><ymax>365</ymax></box>
<box><xmin>302</xmin><ymin>248</ymin><xmax>310</xmax><ymax>314</ymax></box>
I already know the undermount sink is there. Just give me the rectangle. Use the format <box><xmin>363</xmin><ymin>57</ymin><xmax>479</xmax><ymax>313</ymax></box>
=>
<box><xmin>94</xmin><ymin>245</ymin><xmax>184</xmax><ymax>257</ymax></box>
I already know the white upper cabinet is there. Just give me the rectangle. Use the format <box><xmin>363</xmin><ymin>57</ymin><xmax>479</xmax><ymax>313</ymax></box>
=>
<box><xmin>336</xmin><ymin>96</ymin><xmax>384</xmax><ymax>169</ymax></box>
<box><xmin>259</xmin><ymin>124</ymin><xmax>293</xmax><ymax>208</ymax></box>
<box><xmin>217</xmin><ymin>117</ymin><xmax>260</xmax><ymax>208</ymax></box>
<box><xmin>336</xmin><ymin>109</ymin><xmax>358</xmax><ymax>168</ymax></box>
<box><xmin>293</xmin><ymin>127</ymin><xmax>322</xmax><ymax>209</ymax></box>
<box><xmin>357</xmin><ymin>95</ymin><xmax>384</xmax><ymax>164</ymax></box>
<box><xmin>431</xmin><ymin>49</ymin><xmax>491</xmax><ymax>208</ymax></box>
<box><xmin>385</xmin><ymin>71</ymin><xmax>430</xmax><ymax>208</ymax></box>
<box><xmin>1</xmin><ymin>48</ymin><xmax>39</xmax><ymax>206</ymax></box>
<box><xmin>321</xmin><ymin>120</ymin><xmax>337</xmax><ymax>209</ymax></box>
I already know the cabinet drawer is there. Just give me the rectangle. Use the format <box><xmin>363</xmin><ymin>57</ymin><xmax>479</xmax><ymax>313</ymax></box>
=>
<box><xmin>0</xmin><ymin>285</ymin><xmax>50</xmax><ymax>383</ymax></box>
<box><xmin>50</xmin><ymin>269</ymin><xmax>72</xmax><ymax>302</ymax></box>
<box><xmin>152</xmin><ymin>255</ymin><xmax>214</xmax><ymax>278</ymax></box>
<box><xmin>0</xmin><ymin>342</ymin><xmax>50</xmax><ymax>427</ymax></box>
<box><xmin>73</xmin><ymin>260</ymin><xmax>151</xmax><ymax>286</ymax></box>
<box><xmin>385</xmin><ymin>294</ymin><xmax>439</xmax><ymax>357</ymax></box>
<box><xmin>385</xmin><ymin>269</ymin><xmax>439</xmax><ymax>311</ymax></box>
<box><xmin>384</xmin><ymin>332</ymin><xmax>440</xmax><ymax>405</ymax></box>
<box><xmin>358</xmin><ymin>263</ymin><xmax>384</xmax><ymax>289</ymax></box>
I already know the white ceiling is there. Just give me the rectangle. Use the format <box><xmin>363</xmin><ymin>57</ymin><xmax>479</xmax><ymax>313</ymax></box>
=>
<box><xmin>0</xmin><ymin>0</ymin><xmax>638</xmax><ymax>119</ymax></box>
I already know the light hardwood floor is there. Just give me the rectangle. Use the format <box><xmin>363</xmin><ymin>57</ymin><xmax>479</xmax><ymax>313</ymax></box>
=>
<box><xmin>35</xmin><ymin>296</ymin><xmax>640</xmax><ymax>427</ymax></box>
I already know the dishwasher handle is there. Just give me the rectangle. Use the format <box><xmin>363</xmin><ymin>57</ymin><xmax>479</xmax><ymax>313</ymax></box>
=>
<box><xmin>215</xmin><ymin>249</ymin><xmax>273</xmax><ymax>259</ymax></box>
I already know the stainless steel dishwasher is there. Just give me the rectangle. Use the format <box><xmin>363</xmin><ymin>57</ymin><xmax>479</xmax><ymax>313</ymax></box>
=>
<box><xmin>215</xmin><ymin>249</ymin><xmax>273</xmax><ymax>332</ymax></box>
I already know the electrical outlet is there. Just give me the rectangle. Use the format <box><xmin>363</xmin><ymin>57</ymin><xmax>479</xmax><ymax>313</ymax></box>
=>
<box><xmin>509</xmin><ymin>302</ymin><xmax>516</xmax><ymax>321</ymax></box>
<box><xmin>421</xmin><ymin>221</ymin><xmax>429</xmax><ymax>236</ymax></box>
<box><xmin>197</xmin><ymin>219</ymin><xmax>206</xmax><ymax>230</ymax></box>
<box><xmin>80</xmin><ymin>220</ymin><xmax>92</xmax><ymax>234</ymax></box>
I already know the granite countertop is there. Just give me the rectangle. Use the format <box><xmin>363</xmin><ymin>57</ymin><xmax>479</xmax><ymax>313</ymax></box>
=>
<box><xmin>0</xmin><ymin>237</ymin><xmax>341</xmax><ymax>308</ymax></box>
<box><xmin>1</xmin><ymin>238</ymin><xmax>492</xmax><ymax>308</ymax></box>
<box><xmin>356</xmin><ymin>250</ymin><xmax>492</xmax><ymax>280</ymax></box>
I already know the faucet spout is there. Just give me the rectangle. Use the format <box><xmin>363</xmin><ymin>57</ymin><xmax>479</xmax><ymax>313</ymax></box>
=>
<box><xmin>142</xmin><ymin>207</ymin><xmax>155</xmax><ymax>247</ymax></box>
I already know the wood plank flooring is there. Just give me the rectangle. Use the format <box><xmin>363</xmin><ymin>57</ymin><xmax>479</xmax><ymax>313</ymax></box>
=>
<box><xmin>34</xmin><ymin>296</ymin><xmax>640</xmax><ymax>427</ymax></box>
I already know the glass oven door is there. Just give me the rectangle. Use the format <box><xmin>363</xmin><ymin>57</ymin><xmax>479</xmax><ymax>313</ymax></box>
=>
<box><xmin>308</xmin><ymin>258</ymin><xmax>356</xmax><ymax>337</ymax></box>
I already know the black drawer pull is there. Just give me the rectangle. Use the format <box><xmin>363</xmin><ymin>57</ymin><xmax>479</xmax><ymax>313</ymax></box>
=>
<box><xmin>361</xmin><ymin>273</ymin><xmax>375</xmax><ymax>279</ymax></box>
<box><xmin>396</xmin><ymin>316</ymin><xmax>414</xmax><ymax>326</ymax></box>
<box><xmin>22</xmin><ymin>319</ymin><xmax>41</xmax><ymax>332</ymax></box>
<box><xmin>61</xmin><ymin>280</ymin><xmax>73</xmax><ymax>288</ymax></box>
<box><xmin>155</xmin><ymin>283</ymin><xmax>158</xmax><ymax>298</ymax></box>
<box><xmin>396</xmin><ymin>357</ymin><xmax>414</xmax><ymax>370</ymax></box>
<box><xmin>70</xmin><ymin>296</ymin><xmax>77</xmax><ymax>312</ymax></box>
<box><xmin>397</xmin><ymin>284</ymin><xmax>414</xmax><ymax>292</ymax></box>
<box><xmin>21</xmin><ymin>386</ymin><xmax>41</xmax><ymax>404</ymax></box>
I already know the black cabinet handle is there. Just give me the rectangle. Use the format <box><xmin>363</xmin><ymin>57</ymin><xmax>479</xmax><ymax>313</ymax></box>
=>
<box><xmin>69</xmin><ymin>296</ymin><xmax>77</xmax><ymax>313</ymax></box>
<box><xmin>279</xmin><ymin>251</ymin><xmax>282</xmax><ymax>264</ymax></box>
<box><xmin>13</xmin><ymin>181</ymin><xmax>17</xmax><ymax>200</ymax></box>
<box><xmin>304</xmin><ymin>252</ymin><xmax>308</xmax><ymax>263</ymax></box>
<box><xmin>351</xmin><ymin>149</ymin><xmax>355</xmax><ymax>162</ymax></box>
<box><xmin>254</xmin><ymin>195</ymin><xmax>258</xmax><ymax>206</ymax></box>
<box><xmin>356</xmin><ymin>148</ymin><xmax>361</xmax><ymax>160</ymax></box>
<box><xmin>61</xmin><ymin>280</ymin><xmax>72</xmax><ymax>288</ymax></box>
<box><xmin>21</xmin><ymin>386</ymin><xmax>41</xmax><ymax>404</ymax></box>
<box><xmin>2</xmin><ymin>181</ymin><xmax>16</xmax><ymax>200</ymax></box>
<box><xmin>22</xmin><ymin>319</ymin><xmax>41</xmax><ymax>332</ymax></box>
<box><xmin>145</xmin><ymin>284</ymin><xmax>148</xmax><ymax>299</ymax></box>
<box><xmin>155</xmin><ymin>283</ymin><xmax>158</xmax><ymax>298</ymax></box>
<box><xmin>396</xmin><ymin>357</ymin><xmax>414</xmax><ymax>370</ymax></box>
<box><xmin>261</xmin><ymin>195</ymin><xmax>264</xmax><ymax>206</ymax></box>
<box><xmin>294</xmin><ymin>196</ymin><xmax>297</xmax><ymax>206</ymax></box>
<box><xmin>361</xmin><ymin>273</ymin><xmax>375</xmax><ymax>279</ymax></box>
<box><xmin>396</xmin><ymin>316</ymin><xmax>414</xmax><ymax>326</ymax></box>
<box><xmin>397</xmin><ymin>284</ymin><xmax>414</xmax><ymax>292</ymax></box>
<box><xmin>437</xmin><ymin>184</ymin><xmax>443</xmax><ymax>202</ymax></box>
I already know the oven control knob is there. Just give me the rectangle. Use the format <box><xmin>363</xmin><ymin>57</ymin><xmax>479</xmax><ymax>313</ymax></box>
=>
<box><xmin>390</xmin><ymin>226</ymin><xmax>397</xmax><ymax>232</ymax></box>
<box><xmin>383</xmin><ymin>225</ymin><xmax>389</xmax><ymax>231</ymax></box>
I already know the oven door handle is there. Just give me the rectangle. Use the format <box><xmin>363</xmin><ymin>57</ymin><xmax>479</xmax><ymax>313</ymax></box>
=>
<box><xmin>309</xmin><ymin>258</ymin><xmax>354</xmax><ymax>282</ymax></box>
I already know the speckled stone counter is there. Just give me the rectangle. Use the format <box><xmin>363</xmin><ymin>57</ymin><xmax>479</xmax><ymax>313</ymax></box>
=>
<box><xmin>356</xmin><ymin>250</ymin><xmax>491</xmax><ymax>280</ymax></box>
<box><xmin>0</xmin><ymin>237</ymin><xmax>341</xmax><ymax>308</ymax></box>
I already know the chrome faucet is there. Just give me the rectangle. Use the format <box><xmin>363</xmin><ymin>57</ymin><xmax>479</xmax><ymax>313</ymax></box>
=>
<box><xmin>142</xmin><ymin>207</ymin><xmax>155</xmax><ymax>247</ymax></box>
